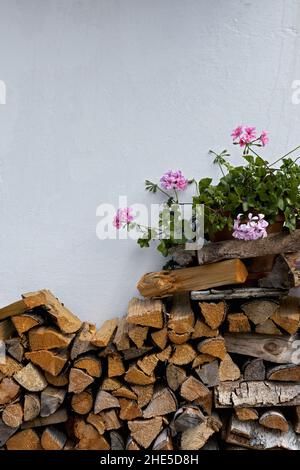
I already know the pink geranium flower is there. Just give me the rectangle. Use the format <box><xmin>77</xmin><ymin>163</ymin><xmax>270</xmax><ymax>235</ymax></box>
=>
<box><xmin>260</xmin><ymin>130</ymin><xmax>269</xmax><ymax>146</ymax></box>
<box><xmin>232</xmin><ymin>213</ymin><xmax>268</xmax><ymax>240</ymax></box>
<box><xmin>160</xmin><ymin>170</ymin><xmax>188</xmax><ymax>191</ymax></box>
<box><xmin>231</xmin><ymin>125</ymin><xmax>268</xmax><ymax>147</ymax></box>
<box><xmin>113</xmin><ymin>207</ymin><xmax>134</xmax><ymax>229</ymax></box>
<box><xmin>231</xmin><ymin>125</ymin><xmax>243</xmax><ymax>139</ymax></box>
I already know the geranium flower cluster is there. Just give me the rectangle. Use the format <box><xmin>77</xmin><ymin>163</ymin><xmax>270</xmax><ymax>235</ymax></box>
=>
<box><xmin>160</xmin><ymin>170</ymin><xmax>188</xmax><ymax>190</ymax></box>
<box><xmin>232</xmin><ymin>213</ymin><xmax>268</xmax><ymax>240</ymax></box>
<box><xmin>231</xmin><ymin>126</ymin><xmax>269</xmax><ymax>147</ymax></box>
<box><xmin>113</xmin><ymin>207</ymin><xmax>134</xmax><ymax>229</ymax></box>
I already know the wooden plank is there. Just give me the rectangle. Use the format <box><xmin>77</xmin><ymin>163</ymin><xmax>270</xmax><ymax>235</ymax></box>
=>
<box><xmin>225</xmin><ymin>333</ymin><xmax>300</xmax><ymax>364</ymax></box>
<box><xmin>191</xmin><ymin>287</ymin><xmax>287</xmax><ymax>301</ymax></box>
<box><xmin>137</xmin><ymin>259</ymin><xmax>248</xmax><ymax>298</ymax></box>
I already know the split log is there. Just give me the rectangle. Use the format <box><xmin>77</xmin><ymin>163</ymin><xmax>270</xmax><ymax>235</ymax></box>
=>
<box><xmin>14</xmin><ymin>363</ymin><xmax>47</xmax><ymax>391</ymax></box>
<box><xmin>219</xmin><ymin>354</ymin><xmax>241</xmax><ymax>382</ymax></box>
<box><xmin>198</xmin><ymin>336</ymin><xmax>227</xmax><ymax>360</ymax></box>
<box><xmin>0</xmin><ymin>320</ymin><xmax>14</xmax><ymax>340</ymax></box>
<box><xmin>199</xmin><ymin>301</ymin><xmax>226</xmax><ymax>329</ymax></box>
<box><xmin>112</xmin><ymin>386</ymin><xmax>137</xmax><ymax>400</ymax></box>
<box><xmin>137</xmin><ymin>354</ymin><xmax>158</xmax><ymax>376</ymax></box>
<box><xmin>25</xmin><ymin>350</ymin><xmax>67</xmax><ymax>376</ymax></box>
<box><xmin>68</xmin><ymin>368</ymin><xmax>94</xmax><ymax>394</ymax></box>
<box><xmin>11</xmin><ymin>313</ymin><xmax>43</xmax><ymax>336</ymax></box>
<box><xmin>260</xmin><ymin>252</ymin><xmax>300</xmax><ymax>289</ymax></box>
<box><xmin>94</xmin><ymin>390</ymin><xmax>120</xmax><ymax>414</ymax></box>
<box><xmin>0</xmin><ymin>378</ymin><xmax>20</xmax><ymax>405</ymax></box>
<box><xmin>44</xmin><ymin>371</ymin><xmax>69</xmax><ymax>387</ymax></box>
<box><xmin>168</xmin><ymin>293</ymin><xmax>194</xmax><ymax>335</ymax></box>
<box><xmin>41</xmin><ymin>426</ymin><xmax>67</xmax><ymax>450</ymax></box>
<box><xmin>6</xmin><ymin>338</ymin><xmax>24</xmax><ymax>362</ymax></box>
<box><xmin>181</xmin><ymin>415</ymin><xmax>222</xmax><ymax>450</ymax></box>
<box><xmin>243</xmin><ymin>358</ymin><xmax>265</xmax><ymax>381</ymax></box>
<box><xmin>119</xmin><ymin>399</ymin><xmax>142</xmax><ymax>420</ymax></box>
<box><xmin>2</xmin><ymin>403</ymin><xmax>23</xmax><ymax>428</ymax></box>
<box><xmin>128</xmin><ymin>417</ymin><xmax>163</xmax><ymax>448</ymax></box>
<box><xmin>131</xmin><ymin>385</ymin><xmax>154</xmax><ymax>408</ymax></box>
<box><xmin>0</xmin><ymin>356</ymin><xmax>22</xmax><ymax>376</ymax></box>
<box><xmin>74</xmin><ymin>355</ymin><xmax>102</xmax><ymax>378</ymax></box>
<box><xmin>227</xmin><ymin>313</ymin><xmax>251</xmax><ymax>333</ymax></box>
<box><xmin>180</xmin><ymin>377</ymin><xmax>210</xmax><ymax>402</ymax></box>
<box><xmin>215</xmin><ymin>381</ymin><xmax>300</xmax><ymax>407</ymax></box>
<box><xmin>0</xmin><ymin>419</ymin><xmax>18</xmax><ymax>446</ymax></box>
<box><xmin>71</xmin><ymin>322</ymin><xmax>97</xmax><ymax>360</ymax></box>
<box><xmin>225</xmin><ymin>333</ymin><xmax>300</xmax><ymax>364</ymax></box>
<box><xmin>110</xmin><ymin>431</ymin><xmax>124</xmax><ymax>450</ymax></box>
<box><xmin>191</xmin><ymin>287</ymin><xmax>287</xmax><ymax>301</ymax></box>
<box><xmin>152</xmin><ymin>428</ymin><xmax>173</xmax><ymax>450</ymax></box>
<box><xmin>91</xmin><ymin>318</ymin><xmax>118</xmax><ymax>348</ymax></box>
<box><xmin>241</xmin><ymin>300</ymin><xmax>278</xmax><ymax>325</ymax></box>
<box><xmin>196</xmin><ymin>360</ymin><xmax>219</xmax><ymax>387</ymax></box>
<box><xmin>124</xmin><ymin>365</ymin><xmax>155</xmax><ymax>385</ymax></box>
<box><xmin>24</xmin><ymin>394</ymin><xmax>40</xmax><ymax>421</ymax></box>
<box><xmin>128</xmin><ymin>325</ymin><xmax>148</xmax><ymax>348</ymax></box>
<box><xmin>192</xmin><ymin>320</ymin><xmax>218</xmax><ymax>339</ymax></box>
<box><xmin>0</xmin><ymin>291</ymin><xmax>47</xmax><ymax>321</ymax></box>
<box><xmin>113</xmin><ymin>317</ymin><xmax>130</xmax><ymax>351</ymax></box>
<box><xmin>6</xmin><ymin>428</ymin><xmax>41</xmax><ymax>450</ymax></box>
<box><xmin>192</xmin><ymin>354</ymin><xmax>215</xmax><ymax>368</ymax></box>
<box><xmin>271</xmin><ymin>296</ymin><xmax>300</xmax><ymax>334</ymax></box>
<box><xmin>28</xmin><ymin>326</ymin><xmax>74</xmax><ymax>351</ymax></box>
<box><xmin>21</xmin><ymin>408</ymin><xmax>68</xmax><ymax>429</ymax></box>
<box><xmin>255</xmin><ymin>319</ymin><xmax>282</xmax><ymax>335</ymax></box>
<box><xmin>259</xmin><ymin>410</ymin><xmax>289</xmax><ymax>432</ymax></box>
<box><xmin>172</xmin><ymin>406</ymin><xmax>205</xmax><ymax>433</ymax></box>
<box><xmin>143</xmin><ymin>387</ymin><xmax>177</xmax><ymax>418</ymax></box>
<box><xmin>108</xmin><ymin>353</ymin><xmax>125</xmax><ymax>377</ymax></box>
<box><xmin>74</xmin><ymin>418</ymin><xmax>110</xmax><ymax>450</ymax></box>
<box><xmin>197</xmin><ymin>229</ymin><xmax>300</xmax><ymax>265</ymax></box>
<box><xmin>86</xmin><ymin>413</ymin><xmax>105</xmax><ymax>435</ymax></box>
<box><xmin>101</xmin><ymin>378</ymin><xmax>121</xmax><ymax>391</ymax></box>
<box><xmin>156</xmin><ymin>345</ymin><xmax>172</xmax><ymax>361</ymax></box>
<box><xmin>137</xmin><ymin>259</ymin><xmax>248</xmax><ymax>297</ymax></box>
<box><xmin>235</xmin><ymin>408</ymin><xmax>259</xmax><ymax>421</ymax></box>
<box><xmin>266</xmin><ymin>363</ymin><xmax>300</xmax><ymax>381</ymax></box>
<box><xmin>168</xmin><ymin>330</ymin><xmax>190</xmax><ymax>345</ymax></box>
<box><xmin>123</xmin><ymin>346</ymin><xmax>153</xmax><ymax>361</ymax></box>
<box><xmin>126</xmin><ymin>438</ymin><xmax>140</xmax><ymax>450</ymax></box>
<box><xmin>127</xmin><ymin>298</ymin><xmax>163</xmax><ymax>329</ymax></box>
<box><xmin>151</xmin><ymin>328</ymin><xmax>168</xmax><ymax>350</ymax></box>
<box><xmin>40</xmin><ymin>386</ymin><xmax>66</xmax><ymax>417</ymax></box>
<box><xmin>169</xmin><ymin>344</ymin><xmax>197</xmax><ymax>365</ymax></box>
<box><xmin>71</xmin><ymin>390</ymin><xmax>93</xmax><ymax>415</ymax></box>
<box><xmin>166</xmin><ymin>364</ymin><xmax>187</xmax><ymax>391</ymax></box>
<box><xmin>99</xmin><ymin>409</ymin><xmax>121</xmax><ymax>430</ymax></box>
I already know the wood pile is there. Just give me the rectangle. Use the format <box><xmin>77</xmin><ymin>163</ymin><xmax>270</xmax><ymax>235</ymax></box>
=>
<box><xmin>0</xmin><ymin>283</ymin><xmax>299</xmax><ymax>451</ymax></box>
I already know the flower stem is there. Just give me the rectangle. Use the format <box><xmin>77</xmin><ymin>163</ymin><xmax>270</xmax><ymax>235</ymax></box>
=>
<box><xmin>269</xmin><ymin>144</ymin><xmax>300</xmax><ymax>167</ymax></box>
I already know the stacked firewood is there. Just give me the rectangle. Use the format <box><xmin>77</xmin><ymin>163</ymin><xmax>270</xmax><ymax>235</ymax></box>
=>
<box><xmin>0</xmin><ymin>281</ymin><xmax>300</xmax><ymax>450</ymax></box>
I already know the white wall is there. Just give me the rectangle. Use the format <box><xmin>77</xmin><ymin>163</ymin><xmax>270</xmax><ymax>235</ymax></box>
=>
<box><xmin>0</xmin><ymin>0</ymin><xmax>300</xmax><ymax>325</ymax></box>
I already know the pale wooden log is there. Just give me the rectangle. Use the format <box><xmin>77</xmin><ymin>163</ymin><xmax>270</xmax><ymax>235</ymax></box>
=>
<box><xmin>71</xmin><ymin>322</ymin><xmax>97</xmax><ymax>360</ymax></box>
<box><xmin>219</xmin><ymin>354</ymin><xmax>241</xmax><ymax>381</ymax></box>
<box><xmin>91</xmin><ymin>318</ymin><xmax>118</xmax><ymax>347</ymax></box>
<box><xmin>28</xmin><ymin>326</ymin><xmax>74</xmax><ymax>351</ymax></box>
<box><xmin>108</xmin><ymin>353</ymin><xmax>125</xmax><ymax>378</ymax></box>
<box><xmin>169</xmin><ymin>344</ymin><xmax>197</xmax><ymax>365</ymax></box>
<box><xmin>74</xmin><ymin>418</ymin><xmax>110</xmax><ymax>450</ymax></box>
<box><xmin>138</xmin><ymin>259</ymin><xmax>248</xmax><ymax>297</ymax></box>
<box><xmin>44</xmin><ymin>371</ymin><xmax>69</xmax><ymax>387</ymax></box>
<box><xmin>21</xmin><ymin>408</ymin><xmax>68</xmax><ymax>429</ymax></box>
<box><xmin>151</xmin><ymin>328</ymin><xmax>168</xmax><ymax>350</ymax></box>
<box><xmin>40</xmin><ymin>386</ymin><xmax>66</xmax><ymax>417</ymax></box>
<box><xmin>191</xmin><ymin>390</ymin><xmax>212</xmax><ymax>414</ymax></box>
<box><xmin>225</xmin><ymin>333</ymin><xmax>300</xmax><ymax>364</ymax></box>
<box><xmin>241</xmin><ymin>299</ymin><xmax>279</xmax><ymax>325</ymax></box>
<box><xmin>226</xmin><ymin>416</ymin><xmax>300</xmax><ymax>450</ymax></box>
<box><xmin>127</xmin><ymin>298</ymin><xmax>163</xmax><ymax>328</ymax></box>
<box><xmin>101</xmin><ymin>378</ymin><xmax>121</xmax><ymax>391</ymax></box>
<box><xmin>271</xmin><ymin>296</ymin><xmax>300</xmax><ymax>334</ymax></box>
<box><xmin>181</xmin><ymin>415</ymin><xmax>222</xmax><ymax>450</ymax></box>
<box><xmin>191</xmin><ymin>287</ymin><xmax>287</xmax><ymax>301</ymax></box>
<box><xmin>266</xmin><ymin>363</ymin><xmax>300</xmax><ymax>381</ymax></box>
<box><xmin>259</xmin><ymin>410</ymin><xmax>289</xmax><ymax>432</ymax></box>
<box><xmin>112</xmin><ymin>386</ymin><xmax>137</xmax><ymax>400</ymax></box>
<box><xmin>11</xmin><ymin>313</ymin><xmax>43</xmax><ymax>336</ymax></box>
<box><xmin>0</xmin><ymin>291</ymin><xmax>48</xmax><ymax>321</ymax></box>
<box><xmin>86</xmin><ymin>413</ymin><xmax>105</xmax><ymax>435</ymax></box>
<box><xmin>131</xmin><ymin>385</ymin><xmax>154</xmax><ymax>408</ymax></box>
<box><xmin>0</xmin><ymin>320</ymin><xmax>14</xmax><ymax>341</ymax></box>
<box><xmin>14</xmin><ymin>363</ymin><xmax>47</xmax><ymax>391</ymax></box>
<box><xmin>168</xmin><ymin>293</ymin><xmax>194</xmax><ymax>335</ymax></box>
<box><xmin>128</xmin><ymin>325</ymin><xmax>148</xmax><ymax>348</ymax></box>
<box><xmin>110</xmin><ymin>431</ymin><xmax>125</xmax><ymax>450</ymax></box>
<box><xmin>0</xmin><ymin>356</ymin><xmax>22</xmax><ymax>377</ymax></box>
<box><xmin>0</xmin><ymin>419</ymin><xmax>18</xmax><ymax>446</ymax></box>
<box><xmin>2</xmin><ymin>403</ymin><xmax>23</xmax><ymax>428</ymax></box>
<box><xmin>156</xmin><ymin>345</ymin><xmax>172</xmax><ymax>361</ymax></box>
<box><xmin>192</xmin><ymin>354</ymin><xmax>215</xmax><ymax>368</ymax></box>
<box><xmin>6</xmin><ymin>428</ymin><xmax>41</xmax><ymax>450</ymax></box>
<box><xmin>124</xmin><ymin>365</ymin><xmax>155</xmax><ymax>385</ymax></box>
<box><xmin>143</xmin><ymin>387</ymin><xmax>177</xmax><ymax>418</ymax></box>
<box><xmin>119</xmin><ymin>398</ymin><xmax>142</xmax><ymax>420</ymax></box>
<box><xmin>255</xmin><ymin>319</ymin><xmax>282</xmax><ymax>335</ymax></box>
<box><xmin>192</xmin><ymin>320</ymin><xmax>218</xmax><ymax>339</ymax></box>
<box><xmin>199</xmin><ymin>301</ymin><xmax>226</xmax><ymax>329</ymax></box>
<box><xmin>260</xmin><ymin>252</ymin><xmax>300</xmax><ymax>289</ymax></box>
<box><xmin>22</xmin><ymin>289</ymin><xmax>82</xmax><ymax>334</ymax></box>
<box><xmin>74</xmin><ymin>355</ymin><xmax>102</xmax><ymax>378</ymax></box>
<box><xmin>172</xmin><ymin>406</ymin><xmax>205</xmax><ymax>433</ymax></box>
<box><xmin>137</xmin><ymin>354</ymin><xmax>158</xmax><ymax>376</ymax></box>
<box><xmin>24</xmin><ymin>394</ymin><xmax>40</xmax><ymax>421</ymax></box>
<box><xmin>128</xmin><ymin>417</ymin><xmax>163</xmax><ymax>449</ymax></box>
<box><xmin>94</xmin><ymin>390</ymin><xmax>120</xmax><ymax>414</ymax></box>
<box><xmin>243</xmin><ymin>358</ymin><xmax>265</xmax><ymax>381</ymax></box>
<box><xmin>198</xmin><ymin>336</ymin><xmax>227</xmax><ymax>360</ymax></box>
<box><xmin>168</xmin><ymin>330</ymin><xmax>190</xmax><ymax>344</ymax></box>
<box><xmin>152</xmin><ymin>428</ymin><xmax>173</xmax><ymax>450</ymax></box>
<box><xmin>227</xmin><ymin>313</ymin><xmax>251</xmax><ymax>333</ymax></box>
<box><xmin>99</xmin><ymin>409</ymin><xmax>121</xmax><ymax>430</ymax></box>
<box><xmin>215</xmin><ymin>381</ymin><xmax>300</xmax><ymax>407</ymax></box>
<box><xmin>123</xmin><ymin>346</ymin><xmax>153</xmax><ymax>361</ymax></box>
<box><xmin>6</xmin><ymin>338</ymin><xmax>24</xmax><ymax>362</ymax></box>
<box><xmin>0</xmin><ymin>378</ymin><xmax>20</xmax><ymax>405</ymax></box>
<box><xmin>166</xmin><ymin>364</ymin><xmax>187</xmax><ymax>391</ymax></box>
<box><xmin>68</xmin><ymin>368</ymin><xmax>94</xmax><ymax>394</ymax></box>
<box><xmin>180</xmin><ymin>376</ymin><xmax>210</xmax><ymax>402</ymax></box>
<box><xmin>71</xmin><ymin>390</ymin><xmax>93</xmax><ymax>415</ymax></box>
<box><xmin>25</xmin><ymin>350</ymin><xmax>67</xmax><ymax>376</ymax></box>
<box><xmin>235</xmin><ymin>408</ymin><xmax>259</xmax><ymax>421</ymax></box>
<box><xmin>197</xmin><ymin>229</ymin><xmax>300</xmax><ymax>265</ymax></box>
<box><xmin>41</xmin><ymin>426</ymin><xmax>67</xmax><ymax>450</ymax></box>
<box><xmin>196</xmin><ymin>359</ymin><xmax>220</xmax><ymax>387</ymax></box>
<box><xmin>113</xmin><ymin>317</ymin><xmax>130</xmax><ymax>351</ymax></box>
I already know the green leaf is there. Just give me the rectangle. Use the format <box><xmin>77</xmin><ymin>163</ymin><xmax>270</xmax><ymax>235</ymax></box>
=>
<box><xmin>198</xmin><ymin>178</ymin><xmax>212</xmax><ymax>192</ymax></box>
<box><xmin>277</xmin><ymin>198</ymin><xmax>284</xmax><ymax>210</ymax></box>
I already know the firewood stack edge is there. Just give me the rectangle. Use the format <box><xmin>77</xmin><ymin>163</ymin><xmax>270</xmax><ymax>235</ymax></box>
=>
<box><xmin>1</xmin><ymin>233</ymin><xmax>300</xmax><ymax>450</ymax></box>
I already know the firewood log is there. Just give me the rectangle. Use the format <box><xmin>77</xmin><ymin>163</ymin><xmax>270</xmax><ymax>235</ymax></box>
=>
<box><xmin>127</xmin><ymin>298</ymin><xmax>164</xmax><ymax>329</ymax></box>
<box><xmin>137</xmin><ymin>354</ymin><xmax>158</xmax><ymax>376</ymax></box>
<box><xmin>255</xmin><ymin>319</ymin><xmax>282</xmax><ymax>335</ymax></box>
<box><xmin>71</xmin><ymin>322</ymin><xmax>97</xmax><ymax>359</ymax></box>
<box><xmin>122</xmin><ymin>346</ymin><xmax>153</xmax><ymax>361</ymax></box>
<box><xmin>0</xmin><ymin>356</ymin><xmax>22</xmax><ymax>376</ymax></box>
<box><xmin>196</xmin><ymin>359</ymin><xmax>220</xmax><ymax>387</ymax></box>
<box><xmin>11</xmin><ymin>313</ymin><xmax>44</xmax><ymax>336</ymax></box>
<box><xmin>227</xmin><ymin>313</ymin><xmax>251</xmax><ymax>333</ymax></box>
<box><xmin>14</xmin><ymin>363</ymin><xmax>47</xmax><ymax>391</ymax></box>
<box><xmin>119</xmin><ymin>399</ymin><xmax>142</xmax><ymax>420</ymax></box>
<box><xmin>74</xmin><ymin>355</ymin><xmax>102</xmax><ymax>378</ymax></box>
<box><xmin>2</xmin><ymin>403</ymin><xmax>23</xmax><ymax>428</ymax></box>
<box><xmin>259</xmin><ymin>410</ymin><xmax>289</xmax><ymax>432</ymax></box>
<box><xmin>192</xmin><ymin>354</ymin><xmax>215</xmax><ymax>368</ymax></box>
<box><xmin>180</xmin><ymin>376</ymin><xmax>210</xmax><ymax>402</ymax></box>
<box><xmin>126</xmin><ymin>437</ymin><xmax>140</xmax><ymax>450</ymax></box>
<box><xmin>68</xmin><ymin>368</ymin><xmax>94</xmax><ymax>394</ymax></box>
<box><xmin>128</xmin><ymin>417</ymin><xmax>163</xmax><ymax>448</ymax></box>
<box><xmin>260</xmin><ymin>252</ymin><xmax>300</xmax><ymax>289</ymax></box>
<box><xmin>168</xmin><ymin>330</ymin><xmax>190</xmax><ymax>344</ymax></box>
<box><xmin>143</xmin><ymin>387</ymin><xmax>177</xmax><ymax>418</ymax></box>
<box><xmin>5</xmin><ymin>338</ymin><xmax>24</xmax><ymax>362</ymax></box>
<box><xmin>169</xmin><ymin>344</ymin><xmax>197</xmax><ymax>365</ymax></box>
<box><xmin>6</xmin><ymin>428</ymin><xmax>42</xmax><ymax>450</ymax></box>
<box><xmin>40</xmin><ymin>386</ymin><xmax>66</xmax><ymax>417</ymax></box>
<box><xmin>98</xmin><ymin>409</ymin><xmax>121</xmax><ymax>430</ymax></box>
<box><xmin>108</xmin><ymin>353</ymin><xmax>125</xmax><ymax>377</ymax></box>
<box><xmin>0</xmin><ymin>320</ymin><xmax>14</xmax><ymax>341</ymax></box>
<box><xmin>25</xmin><ymin>350</ymin><xmax>67</xmax><ymax>376</ymax></box>
<box><xmin>137</xmin><ymin>260</ymin><xmax>248</xmax><ymax>297</ymax></box>
<box><xmin>151</xmin><ymin>327</ymin><xmax>168</xmax><ymax>350</ymax></box>
<box><xmin>112</xmin><ymin>386</ymin><xmax>137</xmax><ymax>400</ymax></box>
<box><xmin>86</xmin><ymin>413</ymin><xmax>105</xmax><ymax>435</ymax></box>
<box><xmin>192</xmin><ymin>320</ymin><xmax>218</xmax><ymax>339</ymax></box>
<box><xmin>71</xmin><ymin>390</ymin><xmax>93</xmax><ymax>415</ymax></box>
<box><xmin>28</xmin><ymin>326</ymin><xmax>74</xmax><ymax>351</ymax></box>
<box><xmin>21</xmin><ymin>408</ymin><xmax>68</xmax><ymax>429</ymax></box>
<box><xmin>74</xmin><ymin>418</ymin><xmax>110</xmax><ymax>450</ymax></box>
<box><xmin>181</xmin><ymin>414</ymin><xmax>222</xmax><ymax>450</ymax></box>
<box><xmin>172</xmin><ymin>406</ymin><xmax>205</xmax><ymax>433</ymax></box>
<box><xmin>152</xmin><ymin>428</ymin><xmax>173</xmax><ymax>450</ymax></box>
<box><xmin>113</xmin><ymin>317</ymin><xmax>130</xmax><ymax>351</ymax></box>
<box><xmin>0</xmin><ymin>378</ymin><xmax>20</xmax><ymax>405</ymax></box>
<box><xmin>168</xmin><ymin>293</ymin><xmax>194</xmax><ymax>335</ymax></box>
<box><xmin>234</xmin><ymin>408</ymin><xmax>259</xmax><ymax>421</ymax></box>
<box><xmin>243</xmin><ymin>358</ymin><xmax>266</xmax><ymax>381</ymax></box>
<box><xmin>41</xmin><ymin>426</ymin><xmax>67</xmax><ymax>450</ymax></box>
<box><xmin>124</xmin><ymin>365</ymin><xmax>155</xmax><ymax>385</ymax></box>
<box><xmin>23</xmin><ymin>394</ymin><xmax>40</xmax><ymax>421</ymax></box>
<box><xmin>219</xmin><ymin>354</ymin><xmax>240</xmax><ymax>381</ymax></box>
<box><xmin>266</xmin><ymin>363</ymin><xmax>300</xmax><ymax>381</ymax></box>
<box><xmin>241</xmin><ymin>299</ymin><xmax>279</xmax><ymax>325</ymax></box>
<box><xmin>94</xmin><ymin>390</ymin><xmax>120</xmax><ymax>414</ymax></box>
<box><xmin>44</xmin><ymin>371</ymin><xmax>69</xmax><ymax>387</ymax></box>
<box><xmin>0</xmin><ymin>419</ymin><xmax>18</xmax><ymax>446</ymax></box>
<box><xmin>128</xmin><ymin>325</ymin><xmax>148</xmax><ymax>348</ymax></box>
<box><xmin>199</xmin><ymin>301</ymin><xmax>226</xmax><ymax>329</ymax></box>
<box><xmin>131</xmin><ymin>385</ymin><xmax>154</xmax><ymax>408</ymax></box>
<box><xmin>271</xmin><ymin>296</ymin><xmax>300</xmax><ymax>334</ymax></box>
<box><xmin>166</xmin><ymin>364</ymin><xmax>187</xmax><ymax>391</ymax></box>
<box><xmin>198</xmin><ymin>336</ymin><xmax>227</xmax><ymax>360</ymax></box>
<box><xmin>110</xmin><ymin>431</ymin><xmax>125</xmax><ymax>450</ymax></box>
<box><xmin>91</xmin><ymin>318</ymin><xmax>118</xmax><ymax>347</ymax></box>
<box><xmin>101</xmin><ymin>378</ymin><xmax>121</xmax><ymax>391</ymax></box>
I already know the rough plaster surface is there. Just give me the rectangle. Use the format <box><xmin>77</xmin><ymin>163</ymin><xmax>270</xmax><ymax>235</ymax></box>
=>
<box><xmin>0</xmin><ymin>0</ymin><xmax>300</xmax><ymax>324</ymax></box>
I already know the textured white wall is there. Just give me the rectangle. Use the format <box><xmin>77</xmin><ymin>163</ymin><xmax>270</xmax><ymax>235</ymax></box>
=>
<box><xmin>0</xmin><ymin>0</ymin><xmax>300</xmax><ymax>324</ymax></box>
